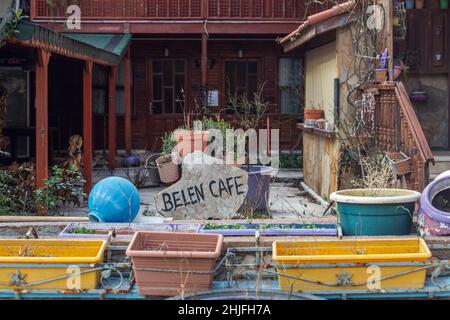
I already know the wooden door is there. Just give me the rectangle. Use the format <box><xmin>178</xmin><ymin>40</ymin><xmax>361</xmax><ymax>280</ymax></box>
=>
<box><xmin>146</xmin><ymin>58</ymin><xmax>187</xmax><ymax>151</ymax></box>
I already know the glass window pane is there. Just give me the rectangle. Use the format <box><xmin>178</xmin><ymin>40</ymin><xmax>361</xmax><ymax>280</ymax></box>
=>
<box><xmin>237</xmin><ymin>62</ymin><xmax>246</xmax><ymax>87</ymax></box>
<box><xmin>163</xmin><ymin>61</ymin><xmax>173</xmax><ymax>86</ymax></box>
<box><xmin>248</xmin><ymin>61</ymin><xmax>258</xmax><ymax>74</ymax></box>
<box><xmin>248</xmin><ymin>75</ymin><xmax>257</xmax><ymax>98</ymax></box>
<box><xmin>153</xmin><ymin>61</ymin><xmax>162</xmax><ymax>73</ymax></box>
<box><xmin>153</xmin><ymin>75</ymin><xmax>162</xmax><ymax>100</ymax></box>
<box><xmin>93</xmin><ymin>89</ymin><xmax>106</xmax><ymax>114</ymax></box>
<box><xmin>153</xmin><ymin>102</ymin><xmax>162</xmax><ymax>114</ymax></box>
<box><xmin>93</xmin><ymin>65</ymin><xmax>108</xmax><ymax>86</ymax></box>
<box><xmin>116</xmin><ymin>89</ymin><xmax>124</xmax><ymax>114</ymax></box>
<box><xmin>175</xmin><ymin>60</ymin><xmax>185</xmax><ymax>73</ymax></box>
<box><xmin>279</xmin><ymin>58</ymin><xmax>303</xmax><ymax>114</ymax></box>
<box><xmin>117</xmin><ymin>61</ymin><xmax>125</xmax><ymax>86</ymax></box>
<box><xmin>164</xmin><ymin>88</ymin><xmax>173</xmax><ymax>113</ymax></box>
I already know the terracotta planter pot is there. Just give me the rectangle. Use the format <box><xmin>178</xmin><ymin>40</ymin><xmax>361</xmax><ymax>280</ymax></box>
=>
<box><xmin>304</xmin><ymin>109</ymin><xmax>324</xmax><ymax>120</ymax></box>
<box><xmin>374</xmin><ymin>68</ymin><xmax>387</xmax><ymax>82</ymax></box>
<box><xmin>126</xmin><ymin>231</ymin><xmax>223</xmax><ymax>296</ymax></box>
<box><xmin>393</xmin><ymin>65</ymin><xmax>402</xmax><ymax>80</ymax></box>
<box><xmin>156</xmin><ymin>154</ymin><xmax>180</xmax><ymax>184</ymax></box>
<box><xmin>175</xmin><ymin>130</ymin><xmax>209</xmax><ymax>157</ymax></box>
<box><xmin>415</xmin><ymin>0</ymin><xmax>425</xmax><ymax>9</ymax></box>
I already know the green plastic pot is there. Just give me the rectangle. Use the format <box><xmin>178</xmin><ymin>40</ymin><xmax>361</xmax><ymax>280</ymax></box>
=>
<box><xmin>330</xmin><ymin>189</ymin><xmax>421</xmax><ymax>236</ymax></box>
<box><xmin>441</xmin><ymin>0</ymin><xmax>449</xmax><ymax>9</ymax></box>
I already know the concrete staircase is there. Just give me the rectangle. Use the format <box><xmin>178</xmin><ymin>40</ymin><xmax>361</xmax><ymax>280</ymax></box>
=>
<box><xmin>430</xmin><ymin>151</ymin><xmax>450</xmax><ymax>181</ymax></box>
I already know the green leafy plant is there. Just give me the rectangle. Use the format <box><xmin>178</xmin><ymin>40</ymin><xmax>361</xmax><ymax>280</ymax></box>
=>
<box><xmin>2</xmin><ymin>9</ymin><xmax>28</xmax><ymax>43</ymax></box>
<box><xmin>0</xmin><ymin>164</ymin><xmax>85</xmax><ymax>215</ymax></box>
<box><xmin>280</xmin><ymin>153</ymin><xmax>302</xmax><ymax>169</ymax></box>
<box><xmin>161</xmin><ymin>131</ymin><xmax>177</xmax><ymax>156</ymax></box>
<box><xmin>69</xmin><ymin>227</ymin><xmax>96</xmax><ymax>234</ymax></box>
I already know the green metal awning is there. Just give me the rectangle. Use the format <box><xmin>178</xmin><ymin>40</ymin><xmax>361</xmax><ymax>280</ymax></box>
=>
<box><xmin>13</xmin><ymin>21</ymin><xmax>131</xmax><ymax>65</ymax></box>
<box><xmin>63</xmin><ymin>33</ymin><xmax>132</xmax><ymax>61</ymax></box>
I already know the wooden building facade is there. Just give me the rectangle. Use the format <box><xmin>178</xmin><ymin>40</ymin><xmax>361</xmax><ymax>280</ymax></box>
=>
<box><xmin>29</xmin><ymin>0</ymin><xmax>343</xmax><ymax>155</ymax></box>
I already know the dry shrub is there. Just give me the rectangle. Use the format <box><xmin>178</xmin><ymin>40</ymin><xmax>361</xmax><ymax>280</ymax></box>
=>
<box><xmin>351</xmin><ymin>154</ymin><xmax>396</xmax><ymax>189</ymax></box>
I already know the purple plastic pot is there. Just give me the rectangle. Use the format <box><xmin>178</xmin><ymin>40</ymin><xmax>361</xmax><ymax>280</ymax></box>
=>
<box><xmin>199</xmin><ymin>223</ymin><xmax>338</xmax><ymax>236</ymax></box>
<box><xmin>58</xmin><ymin>222</ymin><xmax>201</xmax><ymax>240</ymax></box>
<box><xmin>420</xmin><ymin>171</ymin><xmax>450</xmax><ymax>224</ymax></box>
<box><xmin>124</xmin><ymin>154</ymin><xmax>140</xmax><ymax>167</ymax></box>
<box><xmin>242</xmin><ymin>165</ymin><xmax>273</xmax><ymax>212</ymax></box>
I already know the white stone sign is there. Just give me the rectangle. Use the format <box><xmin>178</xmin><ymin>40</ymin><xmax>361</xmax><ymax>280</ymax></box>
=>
<box><xmin>155</xmin><ymin>152</ymin><xmax>248</xmax><ymax>220</ymax></box>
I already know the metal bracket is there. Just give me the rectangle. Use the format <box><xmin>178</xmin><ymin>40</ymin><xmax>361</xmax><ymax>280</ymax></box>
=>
<box><xmin>25</xmin><ymin>227</ymin><xmax>39</xmax><ymax>239</ymax></box>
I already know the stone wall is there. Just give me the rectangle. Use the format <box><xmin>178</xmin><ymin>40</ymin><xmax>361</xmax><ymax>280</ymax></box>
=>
<box><xmin>403</xmin><ymin>74</ymin><xmax>448</xmax><ymax>148</ymax></box>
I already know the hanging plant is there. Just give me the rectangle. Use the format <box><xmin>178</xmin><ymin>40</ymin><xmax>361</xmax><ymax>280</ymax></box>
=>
<box><xmin>0</xmin><ymin>9</ymin><xmax>28</xmax><ymax>48</ymax></box>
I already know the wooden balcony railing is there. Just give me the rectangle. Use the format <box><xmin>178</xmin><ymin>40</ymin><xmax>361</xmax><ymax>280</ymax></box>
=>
<box><xmin>31</xmin><ymin>0</ymin><xmax>332</xmax><ymax>20</ymax></box>
<box><xmin>371</xmin><ymin>82</ymin><xmax>434</xmax><ymax>191</ymax></box>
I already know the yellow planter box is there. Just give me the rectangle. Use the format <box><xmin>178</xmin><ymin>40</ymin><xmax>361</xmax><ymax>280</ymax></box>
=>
<box><xmin>273</xmin><ymin>238</ymin><xmax>432</xmax><ymax>291</ymax></box>
<box><xmin>0</xmin><ymin>239</ymin><xmax>106</xmax><ymax>290</ymax></box>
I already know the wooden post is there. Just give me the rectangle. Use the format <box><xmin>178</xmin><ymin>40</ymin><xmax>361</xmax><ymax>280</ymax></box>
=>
<box><xmin>35</xmin><ymin>49</ymin><xmax>51</xmax><ymax>189</ymax></box>
<box><xmin>382</xmin><ymin>0</ymin><xmax>394</xmax><ymax>80</ymax></box>
<box><xmin>108</xmin><ymin>66</ymin><xmax>117</xmax><ymax>170</ymax></box>
<box><xmin>266</xmin><ymin>116</ymin><xmax>270</xmax><ymax>157</ymax></box>
<box><xmin>30</xmin><ymin>0</ymin><xmax>37</xmax><ymax>19</ymax></box>
<box><xmin>83</xmin><ymin>61</ymin><xmax>93</xmax><ymax>194</ymax></box>
<box><xmin>124</xmin><ymin>50</ymin><xmax>132</xmax><ymax>154</ymax></box>
<box><xmin>201</xmin><ymin>32</ymin><xmax>208</xmax><ymax>87</ymax></box>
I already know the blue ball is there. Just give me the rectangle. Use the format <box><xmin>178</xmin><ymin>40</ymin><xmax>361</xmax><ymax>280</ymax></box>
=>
<box><xmin>88</xmin><ymin>177</ymin><xmax>141</xmax><ymax>223</ymax></box>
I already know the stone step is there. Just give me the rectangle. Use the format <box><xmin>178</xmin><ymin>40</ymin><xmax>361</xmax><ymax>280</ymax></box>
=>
<box><xmin>429</xmin><ymin>154</ymin><xmax>450</xmax><ymax>176</ymax></box>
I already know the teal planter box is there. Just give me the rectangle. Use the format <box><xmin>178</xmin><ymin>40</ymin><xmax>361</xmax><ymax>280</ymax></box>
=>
<box><xmin>331</xmin><ymin>189</ymin><xmax>421</xmax><ymax>236</ymax></box>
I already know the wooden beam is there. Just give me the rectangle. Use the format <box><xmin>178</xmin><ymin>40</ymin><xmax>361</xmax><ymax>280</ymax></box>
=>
<box><xmin>8</xmin><ymin>38</ymin><xmax>115</xmax><ymax>67</ymax></box>
<box><xmin>83</xmin><ymin>61</ymin><xmax>93</xmax><ymax>194</ymax></box>
<box><xmin>201</xmin><ymin>33</ymin><xmax>208</xmax><ymax>86</ymax></box>
<box><xmin>383</xmin><ymin>0</ymin><xmax>394</xmax><ymax>81</ymax></box>
<box><xmin>124</xmin><ymin>50</ymin><xmax>132</xmax><ymax>154</ymax></box>
<box><xmin>35</xmin><ymin>21</ymin><xmax>302</xmax><ymax>35</ymax></box>
<box><xmin>283</xmin><ymin>13</ymin><xmax>355</xmax><ymax>53</ymax></box>
<box><xmin>108</xmin><ymin>66</ymin><xmax>117</xmax><ymax>170</ymax></box>
<box><xmin>35</xmin><ymin>49</ymin><xmax>51</xmax><ymax>189</ymax></box>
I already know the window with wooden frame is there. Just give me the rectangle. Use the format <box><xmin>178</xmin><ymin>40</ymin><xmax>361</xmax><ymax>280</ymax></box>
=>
<box><xmin>224</xmin><ymin>60</ymin><xmax>260</xmax><ymax>110</ymax></box>
<box><xmin>92</xmin><ymin>62</ymin><xmax>133</xmax><ymax>115</ymax></box>
<box><xmin>151</xmin><ymin>59</ymin><xmax>186</xmax><ymax>114</ymax></box>
<box><xmin>278</xmin><ymin>57</ymin><xmax>303</xmax><ymax>114</ymax></box>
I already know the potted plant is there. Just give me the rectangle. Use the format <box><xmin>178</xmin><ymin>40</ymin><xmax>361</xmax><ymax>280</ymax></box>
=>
<box><xmin>273</xmin><ymin>238</ymin><xmax>431</xmax><ymax>291</ymax></box>
<box><xmin>304</xmin><ymin>101</ymin><xmax>324</xmax><ymax>120</ymax></box>
<box><xmin>385</xmin><ymin>151</ymin><xmax>411</xmax><ymax>175</ymax></box>
<box><xmin>123</xmin><ymin>154</ymin><xmax>140</xmax><ymax>167</ymax></box>
<box><xmin>415</xmin><ymin>0</ymin><xmax>425</xmax><ymax>9</ymax></box>
<box><xmin>374</xmin><ymin>48</ymin><xmax>389</xmax><ymax>82</ymax></box>
<box><xmin>199</xmin><ymin>222</ymin><xmax>337</xmax><ymax>236</ymax></box>
<box><xmin>174</xmin><ymin>90</ymin><xmax>210</xmax><ymax>157</ymax></box>
<box><xmin>225</xmin><ymin>83</ymin><xmax>274</xmax><ymax>212</ymax></box>
<box><xmin>59</xmin><ymin>222</ymin><xmax>200</xmax><ymax>240</ymax></box>
<box><xmin>174</xmin><ymin>126</ymin><xmax>209</xmax><ymax>157</ymax></box>
<box><xmin>143</xmin><ymin>154</ymin><xmax>161</xmax><ymax>186</ymax></box>
<box><xmin>126</xmin><ymin>231</ymin><xmax>223</xmax><ymax>296</ymax></box>
<box><xmin>330</xmin><ymin>188</ymin><xmax>421</xmax><ymax>236</ymax></box>
<box><xmin>0</xmin><ymin>239</ymin><xmax>106</xmax><ymax>290</ymax></box>
<box><xmin>156</xmin><ymin>132</ymin><xmax>180</xmax><ymax>185</ymax></box>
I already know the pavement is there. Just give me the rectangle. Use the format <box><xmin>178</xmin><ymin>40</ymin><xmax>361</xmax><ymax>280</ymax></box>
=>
<box><xmin>54</xmin><ymin>168</ymin><xmax>334</xmax><ymax>224</ymax></box>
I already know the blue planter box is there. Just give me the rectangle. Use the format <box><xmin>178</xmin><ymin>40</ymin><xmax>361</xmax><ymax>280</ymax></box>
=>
<box><xmin>199</xmin><ymin>223</ymin><xmax>337</xmax><ymax>236</ymax></box>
